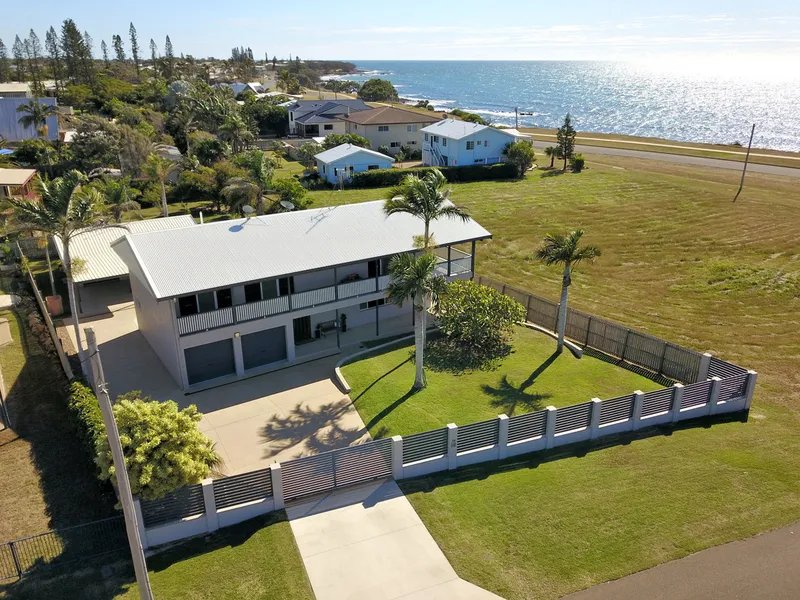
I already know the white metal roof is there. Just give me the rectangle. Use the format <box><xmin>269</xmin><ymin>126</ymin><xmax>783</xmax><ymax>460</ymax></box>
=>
<box><xmin>54</xmin><ymin>216</ymin><xmax>196</xmax><ymax>283</ymax></box>
<box><xmin>0</xmin><ymin>83</ymin><xmax>31</xmax><ymax>95</ymax></box>
<box><xmin>0</xmin><ymin>168</ymin><xmax>37</xmax><ymax>186</ymax></box>
<box><xmin>314</xmin><ymin>144</ymin><xmax>395</xmax><ymax>164</ymax></box>
<box><xmin>421</xmin><ymin>119</ymin><xmax>520</xmax><ymax>141</ymax></box>
<box><xmin>113</xmin><ymin>200</ymin><xmax>491</xmax><ymax>300</ymax></box>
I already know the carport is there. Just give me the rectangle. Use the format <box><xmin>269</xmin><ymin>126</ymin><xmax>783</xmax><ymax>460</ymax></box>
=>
<box><xmin>53</xmin><ymin>216</ymin><xmax>195</xmax><ymax>317</ymax></box>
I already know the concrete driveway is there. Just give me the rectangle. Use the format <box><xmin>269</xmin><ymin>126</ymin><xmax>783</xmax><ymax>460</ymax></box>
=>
<box><xmin>65</xmin><ymin>305</ymin><xmax>369</xmax><ymax>475</ymax></box>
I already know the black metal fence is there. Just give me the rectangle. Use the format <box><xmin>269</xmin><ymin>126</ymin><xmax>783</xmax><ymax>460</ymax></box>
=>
<box><xmin>0</xmin><ymin>516</ymin><xmax>127</xmax><ymax>582</ymax></box>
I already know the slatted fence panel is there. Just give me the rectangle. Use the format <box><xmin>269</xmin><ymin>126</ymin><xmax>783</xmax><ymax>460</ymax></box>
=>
<box><xmin>140</xmin><ymin>484</ymin><xmax>205</xmax><ymax>528</ymax></box>
<box><xmin>708</xmin><ymin>357</ymin><xmax>747</xmax><ymax>379</ymax></box>
<box><xmin>507</xmin><ymin>410</ymin><xmax>547</xmax><ymax>443</ymax></box>
<box><xmin>600</xmin><ymin>394</ymin><xmax>634</xmax><ymax>425</ymax></box>
<box><xmin>281</xmin><ymin>453</ymin><xmax>335</xmax><ymax>500</ymax></box>
<box><xmin>0</xmin><ymin>544</ymin><xmax>16</xmax><ymax>581</ymax></box>
<box><xmin>623</xmin><ymin>332</ymin><xmax>665</xmax><ymax>373</ymax></box>
<box><xmin>662</xmin><ymin>344</ymin><xmax>701</xmax><ymax>384</ymax></box>
<box><xmin>681</xmin><ymin>380</ymin><xmax>712</xmax><ymax>409</ymax></box>
<box><xmin>457</xmin><ymin>419</ymin><xmax>499</xmax><ymax>453</ymax></box>
<box><xmin>641</xmin><ymin>388</ymin><xmax>674</xmax><ymax>417</ymax></box>
<box><xmin>565</xmin><ymin>310</ymin><xmax>591</xmax><ymax>343</ymax></box>
<box><xmin>334</xmin><ymin>439</ymin><xmax>393</xmax><ymax>487</ymax></box>
<box><xmin>587</xmin><ymin>319</ymin><xmax>628</xmax><ymax>358</ymax></box>
<box><xmin>402</xmin><ymin>428</ymin><xmax>448</xmax><ymax>464</ymax></box>
<box><xmin>718</xmin><ymin>374</ymin><xmax>748</xmax><ymax>403</ymax></box>
<box><xmin>555</xmin><ymin>402</ymin><xmax>592</xmax><ymax>434</ymax></box>
<box><xmin>212</xmin><ymin>468</ymin><xmax>273</xmax><ymax>510</ymax></box>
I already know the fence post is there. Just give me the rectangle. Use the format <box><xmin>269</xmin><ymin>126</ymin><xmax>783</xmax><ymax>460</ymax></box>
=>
<box><xmin>391</xmin><ymin>435</ymin><xmax>404</xmax><ymax>480</ymax></box>
<box><xmin>621</xmin><ymin>329</ymin><xmax>631</xmax><ymax>360</ymax></box>
<box><xmin>270</xmin><ymin>463</ymin><xmax>285</xmax><ymax>510</ymax></box>
<box><xmin>585</xmin><ymin>316</ymin><xmax>592</xmax><ymax>346</ymax></box>
<box><xmin>497</xmin><ymin>414</ymin><xmax>509</xmax><ymax>459</ymax></box>
<box><xmin>658</xmin><ymin>342</ymin><xmax>669</xmax><ymax>375</ymax></box>
<box><xmin>697</xmin><ymin>352</ymin><xmax>713</xmax><ymax>382</ymax></box>
<box><xmin>201</xmin><ymin>479</ymin><xmax>218</xmax><ymax>533</ymax></box>
<box><xmin>744</xmin><ymin>370</ymin><xmax>758</xmax><ymax>410</ymax></box>
<box><xmin>708</xmin><ymin>377</ymin><xmax>722</xmax><ymax>415</ymax></box>
<box><xmin>544</xmin><ymin>406</ymin><xmax>557</xmax><ymax>449</ymax></box>
<box><xmin>447</xmin><ymin>423</ymin><xmax>458</xmax><ymax>470</ymax></box>
<box><xmin>133</xmin><ymin>499</ymin><xmax>149</xmax><ymax>550</ymax></box>
<box><xmin>9</xmin><ymin>541</ymin><xmax>22</xmax><ymax>579</ymax></box>
<box><xmin>589</xmin><ymin>398</ymin><xmax>602</xmax><ymax>439</ymax></box>
<box><xmin>632</xmin><ymin>390</ymin><xmax>645</xmax><ymax>430</ymax></box>
<box><xmin>671</xmin><ymin>383</ymin><xmax>684</xmax><ymax>423</ymax></box>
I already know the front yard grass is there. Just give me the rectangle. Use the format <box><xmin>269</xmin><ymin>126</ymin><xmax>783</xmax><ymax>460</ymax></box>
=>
<box><xmin>344</xmin><ymin>327</ymin><xmax>662</xmax><ymax>438</ymax></box>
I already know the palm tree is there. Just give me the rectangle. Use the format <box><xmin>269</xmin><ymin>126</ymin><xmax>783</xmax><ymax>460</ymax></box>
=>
<box><xmin>544</xmin><ymin>146</ymin><xmax>556</xmax><ymax>169</ymax></box>
<box><xmin>97</xmin><ymin>177</ymin><xmax>141</xmax><ymax>222</ymax></box>
<box><xmin>172</xmin><ymin>109</ymin><xmax>197</xmax><ymax>156</ymax></box>
<box><xmin>221</xmin><ymin>150</ymin><xmax>275</xmax><ymax>215</ymax></box>
<box><xmin>143</xmin><ymin>153</ymin><xmax>180</xmax><ymax>217</ymax></box>
<box><xmin>384</xmin><ymin>168</ymin><xmax>470</xmax><ymax>251</ymax></box>
<box><xmin>535</xmin><ymin>230</ymin><xmax>601</xmax><ymax>353</ymax></box>
<box><xmin>218</xmin><ymin>113</ymin><xmax>253</xmax><ymax>154</ymax></box>
<box><xmin>386</xmin><ymin>252</ymin><xmax>447</xmax><ymax>389</ymax></box>
<box><xmin>16</xmin><ymin>99</ymin><xmax>59</xmax><ymax>138</ymax></box>
<box><xmin>6</xmin><ymin>171</ymin><xmax>109</xmax><ymax>362</ymax></box>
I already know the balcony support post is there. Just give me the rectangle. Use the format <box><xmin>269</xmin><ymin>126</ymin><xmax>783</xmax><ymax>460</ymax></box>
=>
<box><xmin>447</xmin><ymin>245</ymin><xmax>452</xmax><ymax>277</ymax></box>
<box><xmin>471</xmin><ymin>240</ymin><xmax>476</xmax><ymax>276</ymax></box>
<box><xmin>334</xmin><ymin>266</ymin><xmax>339</xmax><ymax>301</ymax></box>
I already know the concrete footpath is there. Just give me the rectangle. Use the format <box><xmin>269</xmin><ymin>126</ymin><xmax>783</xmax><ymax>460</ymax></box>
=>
<box><xmin>287</xmin><ymin>479</ymin><xmax>503</xmax><ymax>600</ymax></box>
<box><xmin>565</xmin><ymin>521</ymin><xmax>800</xmax><ymax>600</ymax></box>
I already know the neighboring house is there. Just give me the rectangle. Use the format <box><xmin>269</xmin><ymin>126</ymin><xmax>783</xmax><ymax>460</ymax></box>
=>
<box><xmin>339</xmin><ymin>106</ymin><xmax>442</xmax><ymax>155</ymax></box>
<box><xmin>0</xmin><ymin>168</ymin><xmax>37</xmax><ymax>198</ymax></box>
<box><xmin>112</xmin><ymin>200</ymin><xmax>491</xmax><ymax>390</ymax></box>
<box><xmin>315</xmin><ymin>144</ymin><xmax>395</xmax><ymax>185</ymax></box>
<box><xmin>53</xmin><ymin>215</ymin><xmax>195</xmax><ymax>317</ymax></box>
<box><xmin>287</xmin><ymin>100</ymin><xmax>371</xmax><ymax>136</ymax></box>
<box><xmin>217</xmin><ymin>82</ymin><xmax>265</xmax><ymax>96</ymax></box>
<box><xmin>421</xmin><ymin>119</ymin><xmax>528</xmax><ymax>167</ymax></box>
<box><xmin>0</xmin><ymin>83</ymin><xmax>32</xmax><ymax>98</ymax></box>
<box><xmin>0</xmin><ymin>97</ymin><xmax>59</xmax><ymax>142</ymax></box>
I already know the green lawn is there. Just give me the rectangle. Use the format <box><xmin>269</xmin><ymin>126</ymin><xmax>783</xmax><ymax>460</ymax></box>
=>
<box><xmin>311</xmin><ymin>155</ymin><xmax>800</xmax><ymax>598</ymax></box>
<box><xmin>0</xmin><ymin>513</ymin><xmax>314</xmax><ymax>600</ymax></box>
<box><xmin>344</xmin><ymin>327</ymin><xmax>662</xmax><ymax>438</ymax></box>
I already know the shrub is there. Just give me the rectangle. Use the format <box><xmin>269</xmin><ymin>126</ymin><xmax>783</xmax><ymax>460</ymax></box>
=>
<box><xmin>321</xmin><ymin>133</ymin><xmax>370</xmax><ymax>150</ymax></box>
<box><xmin>570</xmin><ymin>153</ymin><xmax>586</xmax><ymax>172</ymax></box>
<box><xmin>349</xmin><ymin>162</ymin><xmax>516</xmax><ymax>188</ymax></box>
<box><xmin>67</xmin><ymin>379</ymin><xmax>106</xmax><ymax>475</ymax></box>
<box><xmin>193</xmin><ymin>137</ymin><xmax>230</xmax><ymax>166</ymax></box>
<box><xmin>450</xmin><ymin>108</ymin><xmax>488</xmax><ymax>125</ymax></box>
<box><xmin>272</xmin><ymin>177</ymin><xmax>309</xmax><ymax>209</ymax></box>
<box><xmin>170</xmin><ymin>167</ymin><xmax>215</xmax><ymax>204</ymax></box>
<box><xmin>506</xmin><ymin>140</ymin><xmax>537</xmax><ymax>177</ymax></box>
<box><xmin>357</xmin><ymin>78</ymin><xmax>399</xmax><ymax>102</ymax></box>
<box><xmin>377</xmin><ymin>145</ymin><xmax>391</xmax><ymax>156</ymax></box>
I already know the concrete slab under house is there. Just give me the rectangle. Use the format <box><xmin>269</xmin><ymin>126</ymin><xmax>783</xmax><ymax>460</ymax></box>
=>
<box><xmin>112</xmin><ymin>200</ymin><xmax>491</xmax><ymax>392</ymax></box>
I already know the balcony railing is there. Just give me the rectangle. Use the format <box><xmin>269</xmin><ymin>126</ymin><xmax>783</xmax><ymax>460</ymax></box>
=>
<box><xmin>175</xmin><ymin>256</ymin><xmax>472</xmax><ymax>336</ymax></box>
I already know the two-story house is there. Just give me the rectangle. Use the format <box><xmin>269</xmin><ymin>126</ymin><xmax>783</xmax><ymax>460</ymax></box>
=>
<box><xmin>338</xmin><ymin>106</ymin><xmax>442</xmax><ymax>155</ymax></box>
<box><xmin>287</xmin><ymin>100</ymin><xmax>371</xmax><ymax>137</ymax></box>
<box><xmin>421</xmin><ymin>119</ymin><xmax>528</xmax><ymax>167</ymax></box>
<box><xmin>112</xmin><ymin>201</ymin><xmax>491</xmax><ymax>391</ymax></box>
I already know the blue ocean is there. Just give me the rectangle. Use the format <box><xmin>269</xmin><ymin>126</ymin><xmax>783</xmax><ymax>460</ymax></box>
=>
<box><xmin>329</xmin><ymin>61</ymin><xmax>800</xmax><ymax>152</ymax></box>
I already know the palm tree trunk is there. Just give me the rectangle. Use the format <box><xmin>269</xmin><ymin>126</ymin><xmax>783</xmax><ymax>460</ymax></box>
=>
<box><xmin>549</xmin><ymin>155</ymin><xmax>554</xmax><ymax>169</ymax></box>
<box><xmin>160</xmin><ymin>181</ymin><xmax>168</xmax><ymax>217</ymax></box>
<box><xmin>421</xmin><ymin>291</ymin><xmax>428</xmax><ymax>349</ymax></box>
<box><xmin>557</xmin><ymin>263</ymin><xmax>570</xmax><ymax>353</ymax></box>
<box><xmin>413</xmin><ymin>294</ymin><xmax>425</xmax><ymax>389</ymax></box>
<box><xmin>256</xmin><ymin>191</ymin><xmax>264</xmax><ymax>215</ymax></box>
<box><xmin>45</xmin><ymin>243</ymin><xmax>56</xmax><ymax>297</ymax></box>
<box><xmin>64</xmin><ymin>243</ymin><xmax>86</xmax><ymax>364</ymax></box>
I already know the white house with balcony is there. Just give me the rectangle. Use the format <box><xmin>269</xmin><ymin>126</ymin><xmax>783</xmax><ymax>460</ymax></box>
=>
<box><xmin>421</xmin><ymin>119</ymin><xmax>528</xmax><ymax>167</ymax></box>
<box><xmin>112</xmin><ymin>201</ymin><xmax>490</xmax><ymax>391</ymax></box>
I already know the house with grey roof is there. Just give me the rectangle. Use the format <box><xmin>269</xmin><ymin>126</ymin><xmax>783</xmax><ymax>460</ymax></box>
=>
<box><xmin>314</xmin><ymin>144</ymin><xmax>395</xmax><ymax>184</ymax></box>
<box><xmin>421</xmin><ymin>119</ymin><xmax>529</xmax><ymax>168</ymax></box>
<box><xmin>112</xmin><ymin>201</ymin><xmax>490</xmax><ymax>390</ymax></box>
<box><xmin>287</xmin><ymin>99</ymin><xmax>371</xmax><ymax>137</ymax></box>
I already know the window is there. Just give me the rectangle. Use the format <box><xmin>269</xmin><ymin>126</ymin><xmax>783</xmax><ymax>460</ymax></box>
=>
<box><xmin>378</xmin><ymin>125</ymin><xmax>389</xmax><ymax>132</ymax></box>
<box><xmin>359</xmin><ymin>298</ymin><xmax>386</xmax><ymax>310</ymax></box>
<box><xmin>424</xmin><ymin>133</ymin><xmax>429</xmax><ymax>142</ymax></box>
<box><xmin>485</xmin><ymin>140</ymin><xmax>490</xmax><ymax>147</ymax></box>
<box><xmin>324</xmin><ymin>124</ymin><xmax>333</xmax><ymax>131</ymax></box>
<box><xmin>407</xmin><ymin>124</ymin><xmax>417</xmax><ymax>132</ymax></box>
<box><xmin>442</xmin><ymin>138</ymin><xmax>447</xmax><ymax>147</ymax></box>
<box><xmin>278</xmin><ymin>277</ymin><xmax>295</xmax><ymax>296</ymax></box>
<box><xmin>408</xmin><ymin>140</ymin><xmax>417</xmax><ymax>145</ymax></box>
<box><xmin>216</xmin><ymin>288</ymin><xmax>233</xmax><ymax>309</ymax></box>
<box><xmin>433</xmin><ymin>136</ymin><xmax>440</xmax><ymax>143</ymax></box>
<box><xmin>244</xmin><ymin>283</ymin><xmax>262</xmax><ymax>304</ymax></box>
<box><xmin>474</xmin><ymin>158</ymin><xmax>485</xmax><ymax>164</ymax></box>
<box><xmin>322</xmin><ymin>164</ymin><xmax>326</xmax><ymax>173</ymax></box>
<box><xmin>368</xmin><ymin>164</ymin><xmax>380</xmax><ymax>170</ymax></box>
<box><xmin>466</xmin><ymin>141</ymin><xmax>475</xmax><ymax>150</ymax></box>
<box><xmin>198</xmin><ymin>292</ymin><xmax>215</xmax><ymax>313</ymax></box>
<box><xmin>290</xmin><ymin>113</ymin><xmax>293</xmax><ymax>121</ymax></box>
<box><xmin>390</xmin><ymin>141</ymin><xmax>400</xmax><ymax>148</ymax></box>
<box><xmin>354</xmin><ymin>124</ymin><xmax>358</xmax><ymax>129</ymax></box>
<box><xmin>477</xmin><ymin>140</ymin><xmax>482</xmax><ymax>146</ymax></box>
<box><xmin>177</xmin><ymin>295</ymin><xmax>198</xmax><ymax>317</ymax></box>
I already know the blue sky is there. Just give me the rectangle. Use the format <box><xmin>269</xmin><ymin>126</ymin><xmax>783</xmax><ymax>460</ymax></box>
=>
<box><xmin>2</xmin><ymin>0</ymin><xmax>798</xmax><ymax>63</ymax></box>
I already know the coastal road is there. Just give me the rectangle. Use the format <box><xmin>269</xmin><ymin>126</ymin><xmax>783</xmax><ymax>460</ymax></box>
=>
<box><xmin>529</xmin><ymin>141</ymin><xmax>800</xmax><ymax>178</ymax></box>
<box><xmin>564</xmin><ymin>520</ymin><xmax>800</xmax><ymax>600</ymax></box>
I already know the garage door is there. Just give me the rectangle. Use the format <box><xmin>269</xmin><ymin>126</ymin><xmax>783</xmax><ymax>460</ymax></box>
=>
<box><xmin>241</xmin><ymin>327</ymin><xmax>287</xmax><ymax>371</ymax></box>
<box><xmin>184</xmin><ymin>339</ymin><xmax>236</xmax><ymax>385</ymax></box>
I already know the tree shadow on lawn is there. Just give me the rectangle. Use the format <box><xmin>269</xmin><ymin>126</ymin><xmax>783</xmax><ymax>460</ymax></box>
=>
<box><xmin>399</xmin><ymin>411</ymin><xmax>749</xmax><ymax>496</ymax></box>
<box><xmin>424</xmin><ymin>338</ymin><xmax>513</xmax><ymax>375</ymax></box>
<box><xmin>481</xmin><ymin>351</ymin><xmax>559</xmax><ymax>415</ymax></box>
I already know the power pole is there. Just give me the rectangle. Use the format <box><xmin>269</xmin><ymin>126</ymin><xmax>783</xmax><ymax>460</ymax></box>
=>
<box><xmin>515</xmin><ymin>107</ymin><xmax>519</xmax><ymax>130</ymax></box>
<box><xmin>85</xmin><ymin>328</ymin><xmax>154</xmax><ymax>600</ymax></box>
<box><xmin>733</xmin><ymin>123</ymin><xmax>756</xmax><ymax>203</ymax></box>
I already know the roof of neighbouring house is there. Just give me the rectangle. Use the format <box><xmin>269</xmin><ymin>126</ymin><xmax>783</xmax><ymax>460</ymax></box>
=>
<box><xmin>339</xmin><ymin>106</ymin><xmax>442</xmax><ymax>126</ymax></box>
<box><xmin>287</xmin><ymin>99</ymin><xmax>371</xmax><ymax>115</ymax></box>
<box><xmin>53</xmin><ymin>215</ymin><xmax>196</xmax><ymax>284</ymax></box>
<box><xmin>421</xmin><ymin>118</ymin><xmax>520</xmax><ymax>140</ymax></box>
<box><xmin>112</xmin><ymin>200</ymin><xmax>491</xmax><ymax>299</ymax></box>
<box><xmin>0</xmin><ymin>168</ymin><xmax>37</xmax><ymax>187</ymax></box>
<box><xmin>314</xmin><ymin>144</ymin><xmax>395</xmax><ymax>164</ymax></box>
<box><xmin>0</xmin><ymin>83</ymin><xmax>31</xmax><ymax>95</ymax></box>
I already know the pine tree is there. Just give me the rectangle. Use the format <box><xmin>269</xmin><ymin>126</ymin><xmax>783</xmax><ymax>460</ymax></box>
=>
<box><xmin>129</xmin><ymin>22</ymin><xmax>140</xmax><ymax>76</ymax></box>
<box><xmin>100</xmin><ymin>40</ymin><xmax>109</xmax><ymax>68</ymax></box>
<box><xmin>12</xmin><ymin>35</ymin><xmax>25</xmax><ymax>82</ymax></box>
<box><xmin>112</xmin><ymin>34</ymin><xmax>125</xmax><ymax>62</ymax></box>
<box><xmin>81</xmin><ymin>31</ymin><xmax>95</xmax><ymax>84</ymax></box>
<box><xmin>149</xmin><ymin>38</ymin><xmax>158</xmax><ymax>76</ymax></box>
<box><xmin>26</xmin><ymin>30</ymin><xmax>44</xmax><ymax>95</ymax></box>
<box><xmin>0</xmin><ymin>39</ymin><xmax>9</xmax><ymax>83</ymax></box>
<box><xmin>45</xmin><ymin>27</ymin><xmax>63</xmax><ymax>91</ymax></box>
<box><xmin>556</xmin><ymin>113</ymin><xmax>577</xmax><ymax>171</ymax></box>
<box><xmin>164</xmin><ymin>35</ymin><xmax>174</xmax><ymax>80</ymax></box>
<box><xmin>60</xmin><ymin>19</ymin><xmax>86</xmax><ymax>83</ymax></box>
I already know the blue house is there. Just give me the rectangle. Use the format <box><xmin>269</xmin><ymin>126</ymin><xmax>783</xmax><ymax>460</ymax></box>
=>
<box><xmin>0</xmin><ymin>97</ymin><xmax>59</xmax><ymax>142</ymax></box>
<box><xmin>315</xmin><ymin>144</ymin><xmax>395</xmax><ymax>185</ymax></box>
<box><xmin>421</xmin><ymin>119</ymin><xmax>528</xmax><ymax>167</ymax></box>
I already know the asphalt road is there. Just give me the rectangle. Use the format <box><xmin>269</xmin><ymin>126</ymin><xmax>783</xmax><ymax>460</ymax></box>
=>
<box><xmin>529</xmin><ymin>141</ymin><xmax>800</xmax><ymax>178</ymax></box>
<box><xmin>564</xmin><ymin>521</ymin><xmax>800</xmax><ymax>600</ymax></box>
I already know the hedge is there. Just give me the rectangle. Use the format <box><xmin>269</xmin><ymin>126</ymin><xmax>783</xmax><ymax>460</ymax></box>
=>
<box><xmin>349</xmin><ymin>163</ymin><xmax>517</xmax><ymax>188</ymax></box>
<box><xmin>67</xmin><ymin>379</ymin><xmax>106</xmax><ymax>476</ymax></box>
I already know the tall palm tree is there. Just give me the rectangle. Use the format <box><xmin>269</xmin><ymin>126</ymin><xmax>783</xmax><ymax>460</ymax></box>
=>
<box><xmin>172</xmin><ymin>109</ymin><xmax>197</xmax><ymax>156</ymax></box>
<box><xmin>386</xmin><ymin>252</ymin><xmax>447</xmax><ymax>389</ymax></box>
<box><xmin>6</xmin><ymin>171</ymin><xmax>109</xmax><ymax>362</ymax></box>
<box><xmin>218</xmin><ymin>113</ymin><xmax>253</xmax><ymax>154</ymax></box>
<box><xmin>221</xmin><ymin>150</ymin><xmax>275</xmax><ymax>215</ymax></box>
<box><xmin>384</xmin><ymin>168</ymin><xmax>470</xmax><ymax>251</ymax></box>
<box><xmin>544</xmin><ymin>146</ymin><xmax>556</xmax><ymax>169</ymax></box>
<box><xmin>16</xmin><ymin>99</ymin><xmax>59</xmax><ymax>138</ymax></box>
<box><xmin>96</xmin><ymin>177</ymin><xmax>141</xmax><ymax>222</ymax></box>
<box><xmin>143</xmin><ymin>153</ymin><xmax>180</xmax><ymax>217</ymax></box>
<box><xmin>535</xmin><ymin>230</ymin><xmax>601</xmax><ymax>353</ymax></box>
